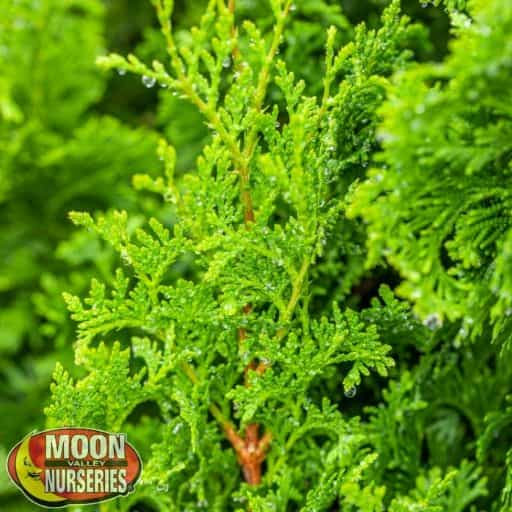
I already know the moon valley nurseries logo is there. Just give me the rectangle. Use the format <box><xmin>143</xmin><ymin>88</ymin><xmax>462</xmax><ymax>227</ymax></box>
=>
<box><xmin>6</xmin><ymin>427</ymin><xmax>142</xmax><ymax>508</ymax></box>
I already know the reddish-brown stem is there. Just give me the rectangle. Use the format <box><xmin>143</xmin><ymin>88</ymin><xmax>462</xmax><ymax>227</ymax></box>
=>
<box><xmin>224</xmin><ymin>423</ymin><xmax>272</xmax><ymax>486</ymax></box>
<box><xmin>228</xmin><ymin>0</ymin><xmax>242</xmax><ymax>65</ymax></box>
<box><xmin>243</xmin><ymin>197</ymin><xmax>255</xmax><ymax>223</ymax></box>
<box><xmin>240</xmin><ymin>167</ymin><xmax>255</xmax><ymax>224</ymax></box>
<box><xmin>235</xmin><ymin>303</ymin><xmax>270</xmax><ymax>486</ymax></box>
<box><xmin>223</xmin><ymin>0</ymin><xmax>295</xmax><ymax>491</ymax></box>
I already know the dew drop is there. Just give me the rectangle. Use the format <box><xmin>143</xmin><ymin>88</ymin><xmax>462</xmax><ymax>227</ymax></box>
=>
<box><xmin>142</xmin><ymin>75</ymin><xmax>156</xmax><ymax>88</ymax></box>
<box><xmin>423</xmin><ymin>313</ymin><xmax>441</xmax><ymax>331</ymax></box>
<box><xmin>222</xmin><ymin>56</ymin><xmax>231</xmax><ymax>68</ymax></box>
<box><xmin>344</xmin><ymin>386</ymin><xmax>357</xmax><ymax>398</ymax></box>
<box><xmin>117</xmin><ymin>68</ymin><xmax>126</xmax><ymax>76</ymax></box>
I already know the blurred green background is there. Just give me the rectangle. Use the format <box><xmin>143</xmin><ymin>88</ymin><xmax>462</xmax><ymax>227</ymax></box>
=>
<box><xmin>0</xmin><ymin>0</ymin><xmax>451</xmax><ymax>509</ymax></box>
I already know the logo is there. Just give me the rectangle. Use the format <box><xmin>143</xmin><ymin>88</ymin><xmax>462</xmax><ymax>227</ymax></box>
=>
<box><xmin>6</xmin><ymin>428</ymin><xmax>142</xmax><ymax>508</ymax></box>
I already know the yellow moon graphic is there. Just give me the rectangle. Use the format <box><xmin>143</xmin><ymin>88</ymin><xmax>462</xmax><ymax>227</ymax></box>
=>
<box><xmin>15</xmin><ymin>435</ymin><xmax>65</xmax><ymax>505</ymax></box>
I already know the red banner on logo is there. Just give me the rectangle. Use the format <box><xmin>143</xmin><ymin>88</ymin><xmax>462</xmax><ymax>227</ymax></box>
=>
<box><xmin>7</xmin><ymin>428</ymin><xmax>142</xmax><ymax>508</ymax></box>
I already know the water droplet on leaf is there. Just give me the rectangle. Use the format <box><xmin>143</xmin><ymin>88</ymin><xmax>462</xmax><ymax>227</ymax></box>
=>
<box><xmin>344</xmin><ymin>386</ymin><xmax>357</xmax><ymax>398</ymax></box>
<box><xmin>142</xmin><ymin>75</ymin><xmax>156</xmax><ymax>88</ymax></box>
<box><xmin>423</xmin><ymin>313</ymin><xmax>441</xmax><ymax>331</ymax></box>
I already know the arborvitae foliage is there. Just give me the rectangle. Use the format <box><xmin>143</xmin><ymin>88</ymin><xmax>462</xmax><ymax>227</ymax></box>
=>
<box><xmin>38</xmin><ymin>0</ymin><xmax>511</xmax><ymax>510</ymax></box>
<box><xmin>2</xmin><ymin>0</ymin><xmax>510</xmax><ymax>511</ymax></box>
